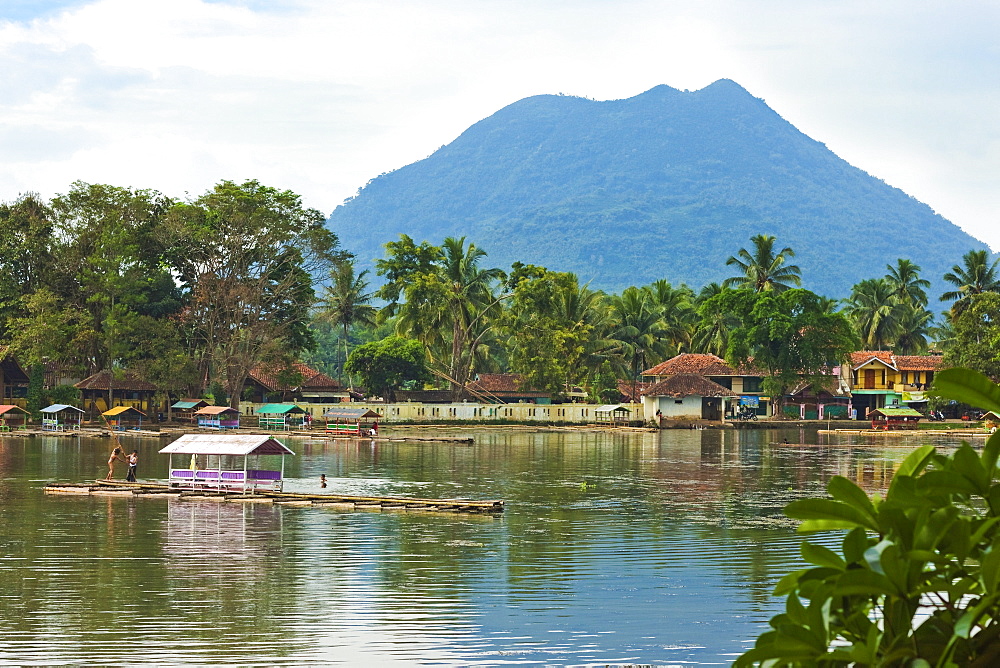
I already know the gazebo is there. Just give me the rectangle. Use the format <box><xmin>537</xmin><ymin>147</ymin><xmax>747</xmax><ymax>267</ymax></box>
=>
<box><xmin>40</xmin><ymin>404</ymin><xmax>85</xmax><ymax>431</ymax></box>
<box><xmin>982</xmin><ymin>410</ymin><xmax>1000</xmax><ymax>433</ymax></box>
<box><xmin>870</xmin><ymin>407</ymin><xmax>922</xmax><ymax>431</ymax></box>
<box><xmin>595</xmin><ymin>404</ymin><xmax>631</xmax><ymax>426</ymax></box>
<box><xmin>256</xmin><ymin>403</ymin><xmax>306</xmax><ymax>431</ymax></box>
<box><xmin>324</xmin><ymin>408</ymin><xmax>381</xmax><ymax>436</ymax></box>
<box><xmin>160</xmin><ymin>434</ymin><xmax>294</xmax><ymax>493</ymax></box>
<box><xmin>194</xmin><ymin>406</ymin><xmax>240</xmax><ymax>430</ymax></box>
<box><xmin>171</xmin><ymin>399</ymin><xmax>209</xmax><ymax>423</ymax></box>
<box><xmin>102</xmin><ymin>406</ymin><xmax>146</xmax><ymax>431</ymax></box>
<box><xmin>0</xmin><ymin>405</ymin><xmax>29</xmax><ymax>431</ymax></box>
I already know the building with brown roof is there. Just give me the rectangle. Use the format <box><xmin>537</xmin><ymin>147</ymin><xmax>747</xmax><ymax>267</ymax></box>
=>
<box><xmin>75</xmin><ymin>370</ymin><xmax>157</xmax><ymax>416</ymax></box>
<box><xmin>244</xmin><ymin>362</ymin><xmax>348</xmax><ymax>404</ymax></box>
<box><xmin>842</xmin><ymin>350</ymin><xmax>942</xmax><ymax>418</ymax></box>
<box><xmin>642</xmin><ymin>353</ymin><xmax>770</xmax><ymax>418</ymax></box>
<box><xmin>641</xmin><ymin>373</ymin><xmax>737</xmax><ymax>421</ymax></box>
<box><xmin>0</xmin><ymin>348</ymin><xmax>28</xmax><ymax>408</ymax></box>
<box><xmin>466</xmin><ymin>373</ymin><xmax>551</xmax><ymax>404</ymax></box>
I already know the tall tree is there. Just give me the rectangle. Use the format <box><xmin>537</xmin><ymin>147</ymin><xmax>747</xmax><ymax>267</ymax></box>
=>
<box><xmin>607</xmin><ymin>286</ymin><xmax>673</xmax><ymax>389</ymax></box>
<box><xmin>941</xmin><ymin>249</ymin><xmax>1000</xmax><ymax>313</ymax></box>
<box><xmin>48</xmin><ymin>182</ymin><xmax>179</xmax><ymax>373</ymax></box>
<box><xmin>318</xmin><ymin>258</ymin><xmax>377</xmax><ymax>386</ymax></box>
<box><xmin>723</xmin><ymin>234</ymin><xmax>802</xmax><ymax>293</ymax></box>
<box><xmin>843</xmin><ymin>278</ymin><xmax>906</xmax><ymax>350</ymax></box>
<box><xmin>385</xmin><ymin>236</ymin><xmax>506</xmax><ymax>399</ymax></box>
<box><xmin>885</xmin><ymin>258</ymin><xmax>930</xmax><ymax>307</ymax></box>
<box><xmin>502</xmin><ymin>265</ymin><xmax>603</xmax><ymax>396</ymax></box>
<box><xmin>163</xmin><ymin>180</ymin><xmax>343</xmax><ymax>408</ymax></box>
<box><xmin>0</xmin><ymin>193</ymin><xmax>55</xmax><ymax>336</ymax></box>
<box><xmin>942</xmin><ymin>292</ymin><xmax>1000</xmax><ymax>381</ymax></box>
<box><xmin>702</xmin><ymin>288</ymin><xmax>858</xmax><ymax>416</ymax></box>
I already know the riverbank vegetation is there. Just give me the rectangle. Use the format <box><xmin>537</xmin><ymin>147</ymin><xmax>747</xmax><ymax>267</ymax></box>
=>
<box><xmin>1</xmin><ymin>181</ymin><xmax>998</xmax><ymax>405</ymax></box>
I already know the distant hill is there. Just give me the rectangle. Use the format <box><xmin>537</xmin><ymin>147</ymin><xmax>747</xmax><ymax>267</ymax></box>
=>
<box><xmin>326</xmin><ymin>79</ymin><xmax>988</xmax><ymax>299</ymax></box>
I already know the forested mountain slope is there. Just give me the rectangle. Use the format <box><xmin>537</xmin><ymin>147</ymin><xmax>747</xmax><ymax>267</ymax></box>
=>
<box><xmin>327</xmin><ymin>79</ymin><xmax>987</xmax><ymax>297</ymax></box>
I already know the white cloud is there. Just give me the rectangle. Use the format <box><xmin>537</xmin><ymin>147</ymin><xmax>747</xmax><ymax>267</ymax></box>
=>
<box><xmin>0</xmin><ymin>0</ymin><xmax>996</xmax><ymax>252</ymax></box>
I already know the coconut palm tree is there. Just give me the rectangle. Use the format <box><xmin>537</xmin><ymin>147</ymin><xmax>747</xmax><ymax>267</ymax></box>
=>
<box><xmin>723</xmin><ymin>234</ymin><xmax>802</xmax><ymax>293</ymax></box>
<box><xmin>843</xmin><ymin>278</ymin><xmax>905</xmax><ymax>350</ymax></box>
<box><xmin>318</xmin><ymin>259</ymin><xmax>377</xmax><ymax>384</ymax></box>
<box><xmin>606</xmin><ymin>287</ymin><xmax>672</xmax><ymax>387</ymax></box>
<box><xmin>885</xmin><ymin>258</ymin><xmax>930</xmax><ymax>307</ymax></box>
<box><xmin>941</xmin><ymin>250</ymin><xmax>1000</xmax><ymax>312</ymax></box>
<box><xmin>893</xmin><ymin>304</ymin><xmax>935</xmax><ymax>355</ymax></box>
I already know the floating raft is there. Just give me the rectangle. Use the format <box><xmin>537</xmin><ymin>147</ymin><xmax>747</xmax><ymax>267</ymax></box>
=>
<box><xmin>44</xmin><ymin>480</ymin><xmax>503</xmax><ymax>514</ymax></box>
<box><xmin>818</xmin><ymin>429</ymin><xmax>988</xmax><ymax>437</ymax></box>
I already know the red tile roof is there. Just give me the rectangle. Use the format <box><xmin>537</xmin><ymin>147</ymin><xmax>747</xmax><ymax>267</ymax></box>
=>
<box><xmin>75</xmin><ymin>370</ymin><xmax>157</xmax><ymax>392</ymax></box>
<box><xmin>849</xmin><ymin>351</ymin><xmax>942</xmax><ymax>372</ymax></box>
<box><xmin>617</xmin><ymin>380</ymin><xmax>652</xmax><ymax>402</ymax></box>
<box><xmin>894</xmin><ymin>355</ymin><xmax>943</xmax><ymax>371</ymax></box>
<box><xmin>643</xmin><ymin>374</ymin><xmax>738</xmax><ymax>398</ymax></box>
<box><xmin>849</xmin><ymin>351</ymin><xmax>896</xmax><ymax>369</ymax></box>
<box><xmin>248</xmin><ymin>363</ymin><xmax>342</xmax><ymax>392</ymax></box>
<box><xmin>467</xmin><ymin>373</ymin><xmax>549</xmax><ymax>397</ymax></box>
<box><xmin>643</xmin><ymin>354</ymin><xmax>729</xmax><ymax>377</ymax></box>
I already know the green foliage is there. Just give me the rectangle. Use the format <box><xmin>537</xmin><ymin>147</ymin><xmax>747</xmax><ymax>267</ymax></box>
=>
<box><xmin>738</xmin><ymin>367</ymin><xmax>1000</xmax><ymax>665</ymax></box>
<box><xmin>25</xmin><ymin>364</ymin><xmax>44</xmax><ymax>415</ymax></box>
<box><xmin>942</xmin><ymin>293</ymin><xmax>1000</xmax><ymax>382</ymax></box>
<box><xmin>345</xmin><ymin>336</ymin><xmax>430</xmax><ymax>401</ymax></box>
<box><xmin>702</xmin><ymin>288</ymin><xmax>858</xmax><ymax>414</ymax></box>
<box><xmin>844</xmin><ymin>260</ymin><xmax>936</xmax><ymax>354</ymax></box>
<box><xmin>724</xmin><ymin>234</ymin><xmax>801</xmax><ymax>293</ymax></box>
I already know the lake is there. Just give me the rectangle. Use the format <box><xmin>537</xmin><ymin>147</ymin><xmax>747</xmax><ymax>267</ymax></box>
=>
<box><xmin>0</xmin><ymin>427</ymin><xmax>951</xmax><ymax>665</ymax></box>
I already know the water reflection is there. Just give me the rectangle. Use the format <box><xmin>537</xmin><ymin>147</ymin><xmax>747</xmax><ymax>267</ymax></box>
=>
<box><xmin>0</xmin><ymin>427</ymin><xmax>970</xmax><ymax>664</ymax></box>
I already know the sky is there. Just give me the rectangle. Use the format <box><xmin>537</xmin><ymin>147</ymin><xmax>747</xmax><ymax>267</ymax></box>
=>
<box><xmin>1</xmin><ymin>0</ymin><xmax>997</xmax><ymax>250</ymax></box>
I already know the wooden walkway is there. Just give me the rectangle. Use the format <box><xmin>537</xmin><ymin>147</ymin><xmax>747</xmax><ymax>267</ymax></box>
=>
<box><xmin>44</xmin><ymin>480</ymin><xmax>503</xmax><ymax>514</ymax></box>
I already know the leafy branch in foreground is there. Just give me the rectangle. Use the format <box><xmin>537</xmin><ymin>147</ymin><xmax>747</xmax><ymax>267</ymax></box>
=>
<box><xmin>738</xmin><ymin>367</ymin><xmax>1000</xmax><ymax>666</ymax></box>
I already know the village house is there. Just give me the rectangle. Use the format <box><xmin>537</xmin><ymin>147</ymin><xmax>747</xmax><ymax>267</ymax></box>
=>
<box><xmin>75</xmin><ymin>370</ymin><xmax>157</xmax><ymax>417</ymax></box>
<box><xmin>242</xmin><ymin>362</ymin><xmax>348</xmax><ymax>404</ymax></box>
<box><xmin>0</xmin><ymin>348</ymin><xmax>28</xmax><ymax>408</ymax></box>
<box><xmin>842</xmin><ymin>351</ymin><xmax>942</xmax><ymax>418</ymax></box>
<box><xmin>641</xmin><ymin>353</ymin><xmax>770</xmax><ymax>420</ymax></box>
<box><xmin>465</xmin><ymin>373</ymin><xmax>552</xmax><ymax>404</ymax></box>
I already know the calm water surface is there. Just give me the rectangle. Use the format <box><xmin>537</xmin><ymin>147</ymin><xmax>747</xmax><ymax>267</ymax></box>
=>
<box><xmin>0</xmin><ymin>427</ymin><xmax>967</xmax><ymax>665</ymax></box>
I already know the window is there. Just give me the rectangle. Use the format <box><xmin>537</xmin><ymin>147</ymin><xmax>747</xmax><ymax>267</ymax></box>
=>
<box><xmin>674</xmin><ymin>399</ymin><xmax>683</xmax><ymax>404</ymax></box>
<box><xmin>743</xmin><ymin>377</ymin><xmax>763</xmax><ymax>393</ymax></box>
<box><xmin>714</xmin><ymin>377</ymin><xmax>732</xmax><ymax>390</ymax></box>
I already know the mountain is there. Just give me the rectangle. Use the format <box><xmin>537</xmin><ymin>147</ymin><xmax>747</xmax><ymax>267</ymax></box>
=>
<box><xmin>326</xmin><ymin>79</ymin><xmax>987</xmax><ymax>298</ymax></box>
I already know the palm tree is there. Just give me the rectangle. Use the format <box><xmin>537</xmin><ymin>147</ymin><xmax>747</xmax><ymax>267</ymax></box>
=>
<box><xmin>644</xmin><ymin>280</ymin><xmax>697</xmax><ymax>353</ymax></box>
<box><xmin>893</xmin><ymin>304</ymin><xmax>935</xmax><ymax>355</ymax></box>
<box><xmin>436</xmin><ymin>237</ymin><xmax>506</xmax><ymax>397</ymax></box>
<box><xmin>723</xmin><ymin>234</ymin><xmax>802</xmax><ymax>293</ymax></box>
<box><xmin>885</xmin><ymin>258</ymin><xmax>930</xmax><ymax>307</ymax></box>
<box><xmin>318</xmin><ymin>259</ymin><xmax>377</xmax><ymax>384</ymax></box>
<box><xmin>941</xmin><ymin>250</ymin><xmax>1000</xmax><ymax>311</ymax></box>
<box><xmin>843</xmin><ymin>278</ymin><xmax>905</xmax><ymax>350</ymax></box>
<box><xmin>607</xmin><ymin>287</ymin><xmax>672</xmax><ymax>391</ymax></box>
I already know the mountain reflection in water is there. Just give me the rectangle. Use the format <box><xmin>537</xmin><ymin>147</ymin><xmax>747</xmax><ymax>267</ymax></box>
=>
<box><xmin>0</xmin><ymin>428</ymin><xmax>956</xmax><ymax>664</ymax></box>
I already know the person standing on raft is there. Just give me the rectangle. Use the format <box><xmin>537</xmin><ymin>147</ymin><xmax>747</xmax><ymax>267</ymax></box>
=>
<box><xmin>126</xmin><ymin>450</ymin><xmax>138</xmax><ymax>482</ymax></box>
<box><xmin>106</xmin><ymin>447</ymin><xmax>125</xmax><ymax>480</ymax></box>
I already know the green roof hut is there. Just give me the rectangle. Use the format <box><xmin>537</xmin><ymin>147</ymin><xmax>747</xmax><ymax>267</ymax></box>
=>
<box><xmin>256</xmin><ymin>403</ymin><xmax>306</xmax><ymax>431</ymax></box>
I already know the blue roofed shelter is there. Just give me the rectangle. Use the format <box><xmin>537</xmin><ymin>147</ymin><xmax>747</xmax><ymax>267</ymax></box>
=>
<box><xmin>40</xmin><ymin>404</ymin><xmax>84</xmax><ymax>431</ymax></box>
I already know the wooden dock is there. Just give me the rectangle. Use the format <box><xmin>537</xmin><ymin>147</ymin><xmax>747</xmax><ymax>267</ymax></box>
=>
<box><xmin>44</xmin><ymin>480</ymin><xmax>504</xmax><ymax>514</ymax></box>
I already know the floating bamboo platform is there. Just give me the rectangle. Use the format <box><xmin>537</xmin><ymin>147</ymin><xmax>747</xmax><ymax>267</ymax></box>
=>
<box><xmin>819</xmin><ymin>429</ymin><xmax>988</xmax><ymax>437</ymax></box>
<box><xmin>44</xmin><ymin>480</ymin><xmax>504</xmax><ymax>514</ymax></box>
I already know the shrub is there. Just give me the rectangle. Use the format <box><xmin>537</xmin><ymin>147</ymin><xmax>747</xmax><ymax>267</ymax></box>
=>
<box><xmin>738</xmin><ymin>368</ymin><xmax>1000</xmax><ymax>665</ymax></box>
